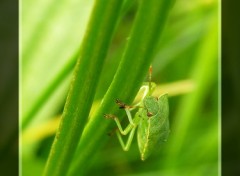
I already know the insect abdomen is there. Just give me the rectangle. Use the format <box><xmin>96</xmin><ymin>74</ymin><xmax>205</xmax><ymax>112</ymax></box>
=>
<box><xmin>138</xmin><ymin>114</ymin><xmax>164</xmax><ymax>160</ymax></box>
<box><xmin>137</xmin><ymin>94</ymin><xmax>169</xmax><ymax>160</ymax></box>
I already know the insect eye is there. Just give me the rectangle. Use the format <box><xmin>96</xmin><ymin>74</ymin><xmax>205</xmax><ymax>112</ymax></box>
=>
<box><xmin>147</xmin><ymin>112</ymin><xmax>153</xmax><ymax>117</ymax></box>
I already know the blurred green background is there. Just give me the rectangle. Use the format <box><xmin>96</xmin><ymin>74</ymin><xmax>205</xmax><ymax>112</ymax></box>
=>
<box><xmin>21</xmin><ymin>0</ymin><xmax>219</xmax><ymax>175</ymax></box>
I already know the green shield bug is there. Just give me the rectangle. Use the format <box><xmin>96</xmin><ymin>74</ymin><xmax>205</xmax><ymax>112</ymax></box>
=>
<box><xmin>104</xmin><ymin>66</ymin><xmax>170</xmax><ymax>160</ymax></box>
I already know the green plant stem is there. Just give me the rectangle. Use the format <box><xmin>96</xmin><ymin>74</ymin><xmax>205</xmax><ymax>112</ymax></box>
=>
<box><xmin>21</xmin><ymin>0</ymin><xmax>135</xmax><ymax>130</ymax></box>
<box><xmin>68</xmin><ymin>0</ymin><xmax>175</xmax><ymax>175</ymax></box>
<box><xmin>43</xmin><ymin>1</ymin><xmax>124</xmax><ymax>176</ymax></box>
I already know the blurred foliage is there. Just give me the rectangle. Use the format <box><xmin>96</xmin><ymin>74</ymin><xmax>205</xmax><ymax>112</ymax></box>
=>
<box><xmin>21</xmin><ymin>0</ymin><xmax>219</xmax><ymax>175</ymax></box>
<box><xmin>0</xmin><ymin>0</ymin><xmax>18</xmax><ymax>175</ymax></box>
<box><xmin>222</xmin><ymin>0</ymin><xmax>240</xmax><ymax>175</ymax></box>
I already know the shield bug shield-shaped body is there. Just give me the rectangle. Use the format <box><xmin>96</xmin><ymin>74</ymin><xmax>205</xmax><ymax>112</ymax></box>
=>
<box><xmin>104</xmin><ymin>67</ymin><xmax>170</xmax><ymax>160</ymax></box>
<box><xmin>138</xmin><ymin>94</ymin><xmax>169</xmax><ymax>160</ymax></box>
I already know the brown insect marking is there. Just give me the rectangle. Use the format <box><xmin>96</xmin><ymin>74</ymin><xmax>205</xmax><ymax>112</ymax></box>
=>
<box><xmin>147</xmin><ymin>111</ymin><xmax>154</xmax><ymax>117</ymax></box>
<box><xmin>104</xmin><ymin>114</ymin><xmax>116</xmax><ymax>119</ymax></box>
<box><xmin>115</xmin><ymin>99</ymin><xmax>127</xmax><ymax>109</ymax></box>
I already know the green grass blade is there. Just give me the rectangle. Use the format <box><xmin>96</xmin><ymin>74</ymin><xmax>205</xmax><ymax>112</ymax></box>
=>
<box><xmin>43</xmin><ymin>1</ymin><xmax>124</xmax><ymax>176</ymax></box>
<box><xmin>21</xmin><ymin>53</ymin><xmax>77</xmax><ymax>130</ymax></box>
<box><xmin>21</xmin><ymin>0</ymin><xmax>94</xmax><ymax>129</ymax></box>
<box><xmin>69</xmin><ymin>0</ymin><xmax>175</xmax><ymax>175</ymax></box>
<box><xmin>165</xmin><ymin>12</ymin><xmax>218</xmax><ymax>166</ymax></box>
<box><xmin>21</xmin><ymin>0</ymin><xmax>136</xmax><ymax>130</ymax></box>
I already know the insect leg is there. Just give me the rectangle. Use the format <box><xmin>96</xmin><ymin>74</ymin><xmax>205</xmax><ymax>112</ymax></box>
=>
<box><xmin>125</xmin><ymin>108</ymin><xmax>135</xmax><ymax>126</ymax></box>
<box><xmin>116</xmin><ymin>126</ymin><xmax>136</xmax><ymax>151</ymax></box>
<box><xmin>114</xmin><ymin>116</ymin><xmax>134</xmax><ymax>135</ymax></box>
<box><xmin>139</xmin><ymin>85</ymin><xmax>149</xmax><ymax>101</ymax></box>
<box><xmin>104</xmin><ymin>114</ymin><xmax>134</xmax><ymax>135</ymax></box>
<box><xmin>115</xmin><ymin>99</ymin><xmax>136</xmax><ymax>125</ymax></box>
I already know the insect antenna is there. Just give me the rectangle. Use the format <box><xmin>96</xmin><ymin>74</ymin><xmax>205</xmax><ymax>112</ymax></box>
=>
<box><xmin>148</xmin><ymin>65</ymin><xmax>152</xmax><ymax>93</ymax></box>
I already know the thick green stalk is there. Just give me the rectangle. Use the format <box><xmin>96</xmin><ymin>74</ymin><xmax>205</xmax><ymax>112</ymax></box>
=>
<box><xmin>21</xmin><ymin>0</ymin><xmax>135</xmax><ymax>130</ymax></box>
<box><xmin>43</xmin><ymin>1</ymin><xmax>124</xmax><ymax>176</ymax></box>
<box><xmin>69</xmin><ymin>0</ymin><xmax>175</xmax><ymax>175</ymax></box>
